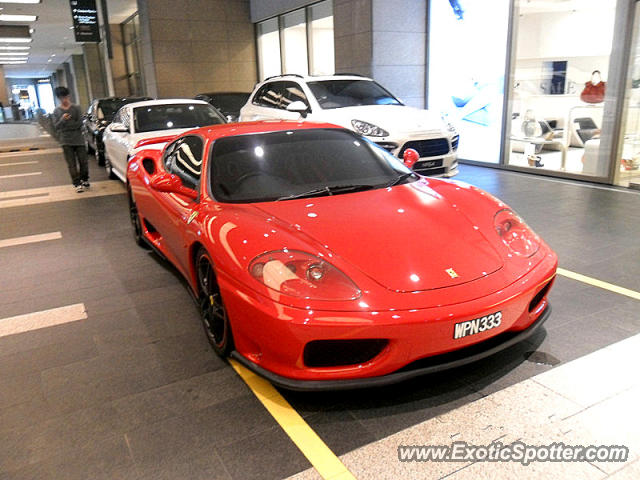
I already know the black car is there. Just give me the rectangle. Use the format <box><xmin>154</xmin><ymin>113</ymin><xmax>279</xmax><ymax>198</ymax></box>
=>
<box><xmin>193</xmin><ymin>92</ymin><xmax>250</xmax><ymax>122</ymax></box>
<box><xmin>82</xmin><ymin>96</ymin><xmax>151</xmax><ymax>165</ymax></box>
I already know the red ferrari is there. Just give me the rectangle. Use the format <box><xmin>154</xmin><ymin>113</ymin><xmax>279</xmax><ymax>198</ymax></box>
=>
<box><xmin>126</xmin><ymin>121</ymin><xmax>557</xmax><ymax>390</ymax></box>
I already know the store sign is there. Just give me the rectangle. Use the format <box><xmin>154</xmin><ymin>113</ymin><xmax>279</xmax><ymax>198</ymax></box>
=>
<box><xmin>69</xmin><ymin>0</ymin><xmax>100</xmax><ymax>43</ymax></box>
<box><xmin>427</xmin><ymin>0</ymin><xmax>510</xmax><ymax>163</ymax></box>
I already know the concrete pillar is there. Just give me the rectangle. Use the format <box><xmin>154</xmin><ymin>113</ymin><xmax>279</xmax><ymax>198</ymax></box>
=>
<box><xmin>71</xmin><ymin>54</ymin><xmax>91</xmax><ymax>111</ymax></box>
<box><xmin>333</xmin><ymin>0</ymin><xmax>426</xmax><ymax>108</ymax></box>
<box><xmin>137</xmin><ymin>0</ymin><xmax>257</xmax><ymax>98</ymax></box>
<box><xmin>0</xmin><ymin>66</ymin><xmax>9</xmax><ymax>106</ymax></box>
<box><xmin>83</xmin><ymin>43</ymin><xmax>108</xmax><ymax>99</ymax></box>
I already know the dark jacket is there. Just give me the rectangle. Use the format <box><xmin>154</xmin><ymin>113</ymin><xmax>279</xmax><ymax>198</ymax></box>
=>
<box><xmin>53</xmin><ymin>104</ymin><xmax>84</xmax><ymax>146</ymax></box>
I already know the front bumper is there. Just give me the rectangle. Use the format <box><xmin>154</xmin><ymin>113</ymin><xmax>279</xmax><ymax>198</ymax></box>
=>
<box><xmin>219</xmin><ymin>253</ymin><xmax>556</xmax><ymax>390</ymax></box>
<box><xmin>231</xmin><ymin>305</ymin><xmax>550</xmax><ymax>391</ymax></box>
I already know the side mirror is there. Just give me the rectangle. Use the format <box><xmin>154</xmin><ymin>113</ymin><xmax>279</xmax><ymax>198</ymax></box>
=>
<box><xmin>402</xmin><ymin>148</ymin><xmax>420</xmax><ymax>168</ymax></box>
<box><xmin>110</xmin><ymin>122</ymin><xmax>128</xmax><ymax>133</ymax></box>
<box><xmin>286</xmin><ymin>101</ymin><xmax>309</xmax><ymax>118</ymax></box>
<box><xmin>149</xmin><ymin>172</ymin><xmax>198</xmax><ymax>201</ymax></box>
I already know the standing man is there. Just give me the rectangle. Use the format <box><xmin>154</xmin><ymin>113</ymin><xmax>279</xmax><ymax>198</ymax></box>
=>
<box><xmin>53</xmin><ymin>86</ymin><xmax>90</xmax><ymax>192</ymax></box>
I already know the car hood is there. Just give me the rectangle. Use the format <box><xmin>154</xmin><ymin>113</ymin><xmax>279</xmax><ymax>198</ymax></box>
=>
<box><xmin>254</xmin><ymin>180</ymin><xmax>503</xmax><ymax>292</ymax></box>
<box><xmin>312</xmin><ymin>105</ymin><xmax>447</xmax><ymax>136</ymax></box>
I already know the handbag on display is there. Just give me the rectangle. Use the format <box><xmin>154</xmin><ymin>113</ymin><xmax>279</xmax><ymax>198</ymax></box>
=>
<box><xmin>580</xmin><ymin>71</ymin><xmax>606</xmax><ymax>104</ymax></box>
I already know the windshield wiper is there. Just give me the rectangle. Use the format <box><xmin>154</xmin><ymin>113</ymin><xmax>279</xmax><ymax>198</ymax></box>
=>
<box><xmin>383</xmin><ymin>172</ymin><xmax>417</xmax><ymax>189</ymax></box>
<box><xmin>276</xmin><ymin>184</ymin><xmax>375</xmax><ymax>201</ymax></box>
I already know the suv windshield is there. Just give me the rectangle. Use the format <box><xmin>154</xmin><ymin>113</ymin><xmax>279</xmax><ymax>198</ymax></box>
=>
<box><xmin>98</xmin><ymin>97</ymin><xmax>149</xmax><ymax>120</ymax></box>
<box><xmin>307</xmin><ymin>80</ymin><xmax>402</xmax><ymax>109</ymax></box>
<box><xmin>133</xmin><ymin>104</ymin><xmax>225</xmax><ymax>133</ymax></box>
<box><xmin>210</xmin><ymin>128</ymin><xmax>416</xmax><ymax>203</ymax></box>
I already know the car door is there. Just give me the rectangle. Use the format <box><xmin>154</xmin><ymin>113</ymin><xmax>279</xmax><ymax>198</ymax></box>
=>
<box><xmin>279</xmin><ymin>81</ymin><xmax>312</xmax><ymax>120</ymax></box>
<box><xmin>241</xmin><ymin>81</ymin><xmax>287</xmax><ymax>121</ymax></box>
<box><xmin>150</xmin><ymin>135</ymin><xmax>206</xmax><ymax>275</ymax></box>
<box><xmin>109</xmin><ymin>107</ymin><xmax>133</xmax><ymax>178</ymax></box>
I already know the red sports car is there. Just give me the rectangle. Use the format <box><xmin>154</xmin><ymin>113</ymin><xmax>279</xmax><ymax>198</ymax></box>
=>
<box><xmin>126</xmin><ymin>121</ymin><xmax>557</xmax><ymax>390</ymax></box>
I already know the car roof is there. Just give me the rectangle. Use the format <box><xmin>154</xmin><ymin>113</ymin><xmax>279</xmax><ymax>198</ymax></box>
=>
<box><xmin>260</xmin><ymin>74</ymin><xmax>373</xmax><ymax>83</ymax></box>
<box><xmin>196</xmin><ymin>92</ymin><xmax>250</xmax><ymax>97</ymax></box>
<box><xmin>124</xmin><ymin>98</ymin><xmax>211</xmax><ymax>109</ymax></box>
<box><xmin>185</xmin><ymin>120</ymin><xmax>344</xmax><ymax>142</ymax></box>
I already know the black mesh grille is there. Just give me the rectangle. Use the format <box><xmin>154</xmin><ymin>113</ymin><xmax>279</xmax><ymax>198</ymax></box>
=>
<box><xmin>399</xmin><ymin>138</ymin><xmax>450</xmax><ymax>158</ymax></box>
<box><xmin>303</xmin><ymin>339</ymin><xmax>388</xmax><ymax>367</ymax></box>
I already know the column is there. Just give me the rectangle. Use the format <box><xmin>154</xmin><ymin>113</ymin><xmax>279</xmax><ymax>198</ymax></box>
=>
<box><xmin>137</xmin><ymin>0</ymin><xmax>257</xmax><ymax>98</ymax></box>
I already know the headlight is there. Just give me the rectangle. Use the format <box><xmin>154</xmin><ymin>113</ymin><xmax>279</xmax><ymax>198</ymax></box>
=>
<box><xmin>249</xmin><ymin>250</ymin><xmax>361</xmax><ymax>301</ymax></box>
<box><xmin>494</xmin><ymin>209</ymin><xmax>540</xmax><ymax>257</ymax></box>
<box><xmin>351</xmin><ymin>119</ymin><xmax>389</xmax><ymax>137</ymax></box>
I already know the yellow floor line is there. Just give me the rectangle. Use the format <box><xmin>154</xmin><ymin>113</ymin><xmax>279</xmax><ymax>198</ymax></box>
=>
<box><xmin>230</xmin><ymin>359</ymin><xmax>357</xmax><ymax>480</ymax></box>
<box><xmin>557</xmin><ymin>267</ymin><xmax>640</xmax><ymax>301</ymax></box>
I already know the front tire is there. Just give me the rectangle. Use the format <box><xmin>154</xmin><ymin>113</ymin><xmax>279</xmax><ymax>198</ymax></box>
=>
<box><xmin>196</xmin><ymin>248</ymin><xmax>233</xmax><ymax>356</ymax></box>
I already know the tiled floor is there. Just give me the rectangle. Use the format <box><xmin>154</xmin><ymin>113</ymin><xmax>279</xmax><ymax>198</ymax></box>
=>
<box><xmin>1</xmin><ymin>143</ymin><xmax>639</xmax><ymax>480</ymax></box>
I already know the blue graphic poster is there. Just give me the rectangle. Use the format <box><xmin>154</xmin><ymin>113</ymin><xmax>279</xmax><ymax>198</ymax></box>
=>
<box><xmin>428</xmin><ymin>0</ymin><xmax>511</xmax><ymax>163</ymax></box>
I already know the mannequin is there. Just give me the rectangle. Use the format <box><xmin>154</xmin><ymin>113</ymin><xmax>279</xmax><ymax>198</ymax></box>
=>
<box><xmin>580</xmin><ymin>70</ymin><xmax>606</xmax><ymax>103</ymax></box>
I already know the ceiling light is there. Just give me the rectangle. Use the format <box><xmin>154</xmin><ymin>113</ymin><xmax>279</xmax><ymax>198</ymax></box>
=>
<box><xmin>1</xmin><ymin>61</ymin><xmax>27</xmax><ymax>64</ymax></box>
<box><xmin>0</xmin><ymin>37</ymin><xmax>31</xmax><ymax>43</ymax></box>
<box><xmin>0</xmin><ymin>0</ymin><xmax>41</xmax><ymax>3</ymax></box>
<box><xmin>0</xmin><ymin>15</ymin><xmax>38</xmax><ymax>22</ymax></box>
<box><xmin>0</xmin><ymin>45</ymin><xmax>29</xmax><ymax>50</ymax></box>
<box><xmin>0</xmin><ymin>51</ymin><xmax>27</xmax><ymax>55</ymax></box>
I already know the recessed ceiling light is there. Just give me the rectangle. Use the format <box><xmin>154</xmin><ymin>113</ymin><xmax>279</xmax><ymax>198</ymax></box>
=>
<box><xmin>50</xmin><ymin>53</ymin><xmax>55</xmax><ymax>57</ymax></box>
<box><xmin>0</xmin><ymin>46</ymin><xmax>29</xmax><ymax>50</ymax></box>
<box><xmin>1</xmin><ymin>61</ymin><xmax>27</xmax><ymax>64</ymax></box>
<box><xmin>0</xmin><ymin>51</ymin><xmax>28</xmax><ymax>55</ymax></box>
<box><xmin>0</xmin><ymin>37</ymin><xmax>32</xmax><ymax>43</ymax></box>
<box><xmin>0</xmin><ymin>14</ymin><xmax>38</xmax><ymax>22</ymax></box>
<box><xmin>0</xmin><ymin>0</ymin><xmax>41</xmax><ymax>4</ymax></box>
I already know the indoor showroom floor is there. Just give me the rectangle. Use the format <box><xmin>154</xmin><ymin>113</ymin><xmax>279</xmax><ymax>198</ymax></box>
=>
<box><xmin>0</xmin><ymin>139</ymin><xmax>639</xmax><ymax>480</ymax></box>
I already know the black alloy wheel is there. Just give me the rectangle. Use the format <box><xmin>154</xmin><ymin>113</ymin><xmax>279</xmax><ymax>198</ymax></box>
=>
<box><xmin>196</xmin><ymin>248</ymin><xmax>233</xmax><ymax>356</ymax></box>
<box><xmin>127</xmin><ymin>187</ymin><xmax>148</xmax><ymax>248</ymax></box>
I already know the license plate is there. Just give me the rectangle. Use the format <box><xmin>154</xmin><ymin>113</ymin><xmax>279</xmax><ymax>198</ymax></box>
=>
<box><xmin>453</xmin><ymin>311</ymin><xmax>502</xmax><ymax>339</ymax></box>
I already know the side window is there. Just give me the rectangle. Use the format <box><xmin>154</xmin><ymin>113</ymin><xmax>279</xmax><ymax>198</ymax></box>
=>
<box><xmin>281</xmin><ymin>81</ymin><xmax>309</xmax><ymax>109</ymax></box>
<box><xmin>253</xmin><ymin>82</ymin><xmax>284</xmax><ymax>109</ymax></box>
<box><xmin>163</xmin><ymin>136</ymin><xmax>204</xmax><ymax>190</ymax></box>
<box><xmin>120</xmin><ymin>109</ymin><xmax>131</xmax><ymax>130</ymax></box>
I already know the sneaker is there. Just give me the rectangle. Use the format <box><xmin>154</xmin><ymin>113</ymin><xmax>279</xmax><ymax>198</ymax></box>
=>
<box><xmin>75</xmin><ymin>184</ymin><xmax>85</xmax><ymax>193</ymax></box>
<box><xmin>82</xmin><ymin>181</ymin><xmax>90</xmax><ymax>189</ymax></box>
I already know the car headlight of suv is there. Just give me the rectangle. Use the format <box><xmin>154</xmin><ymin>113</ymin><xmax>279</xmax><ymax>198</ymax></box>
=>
<box><xmin>351</xmin><ymin>119</ymin><xmax>389</xmax><ymax>137</ymax></box>
<box><xmin>249</xmin><ymin>250</ymin><xmax>361</xmax><ymax>301</ymax></box>
<box><xmin>494</xmin><ymin>208</ymin><xmax>540</xmax><ymax>257</ymax></box>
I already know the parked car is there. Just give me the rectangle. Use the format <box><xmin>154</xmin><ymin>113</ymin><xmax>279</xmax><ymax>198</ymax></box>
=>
<box><xmin>102</xmin><ymin>99</ymin><xmax>225</xmax><ymax>182</ymax></box>
<box><xmin>239</xmin><ymin>74</ymin><xmax>460</xmax><ymax>177</ymax></box>
<box><xmin>194</xmin><ymin>92</ymin><xmax>250</xmax><ymax>122</ymax></box>
<box><xmin>126</xmin><ymin>121</ymin><xmax>557</xmax><ymax>390</ymax></box>
<box><xmin>82</xmin><ymin>96</ymin><xmax>151</xmax><ymax>165</ymax></box>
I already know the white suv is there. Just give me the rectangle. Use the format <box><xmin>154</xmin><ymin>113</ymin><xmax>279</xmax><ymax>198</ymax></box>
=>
<box><xmin>239</xmin><ymin>74</ymin><xmax>459</xmax><ymax>177</ymax></box>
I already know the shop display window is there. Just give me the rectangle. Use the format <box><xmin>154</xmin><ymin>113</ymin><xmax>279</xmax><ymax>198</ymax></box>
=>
<box><xmin>506</xmin><ymin>0</ymin><xmax>616</xmax><ymax>177</ymax></box>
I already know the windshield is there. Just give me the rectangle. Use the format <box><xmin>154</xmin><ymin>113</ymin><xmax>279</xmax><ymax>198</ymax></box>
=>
<box><xmin>98</xmin><ymin>97</ymin><xmax>149</xmax><ymax>120</ymax></box>
<box><xmin>307</xmin><ymin>80</ymin><xmax>402</xmax><ymax>109</ymax></box>
<box><xmin>133</xmin><ymin>103</ymin><xmax>225</xmax><ymax>133</ymax></box>
<box><xmin>210</xmin><ymin>128</ymin><xmax>416</xmax><ymax>203</ymax></box>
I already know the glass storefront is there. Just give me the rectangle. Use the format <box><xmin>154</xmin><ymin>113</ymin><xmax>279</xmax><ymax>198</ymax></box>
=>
<box><xmin>256</xmin><ymin>0</ymin><xmax>334</xmax><ymax>80</ymax></box>
<box><xmin>426</xmin><ymin>0</ymin><xmax>639</xmax><ymax>187</ymax></box>
<box><xmin>506</xmin><ymin>1</ymin><xmax>616</xmax><ymax>177</ymax></box>
<box><xmin>122</xmin><ymin>13</ymin><xmax>145</xmax><ymax>97</ymax></box>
